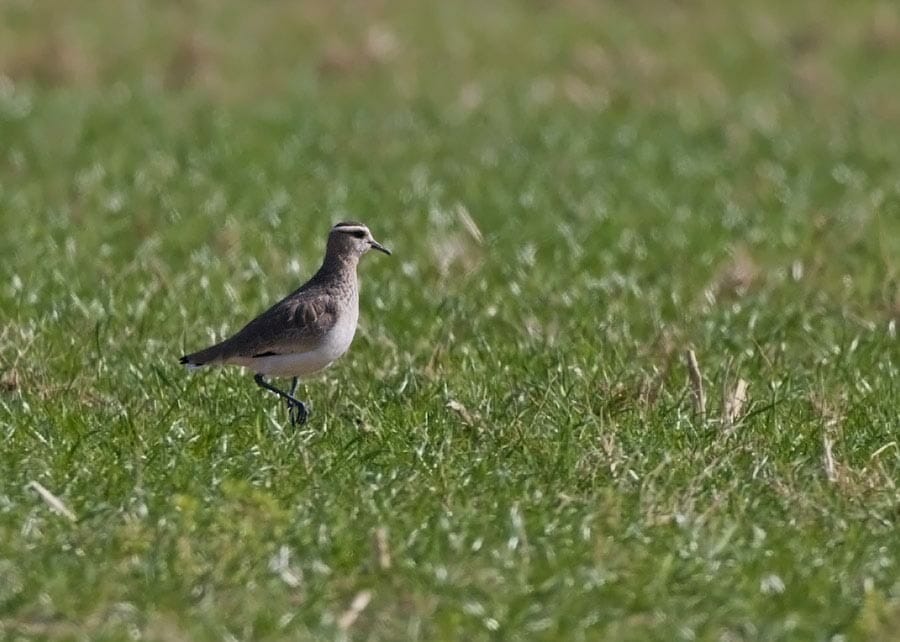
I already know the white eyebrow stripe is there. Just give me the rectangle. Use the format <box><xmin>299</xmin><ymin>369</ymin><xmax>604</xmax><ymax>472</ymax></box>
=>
<box><xmin>332</xmin><ymin>225</ymin><xmax>369</xmax><ymax>235</ymax></box>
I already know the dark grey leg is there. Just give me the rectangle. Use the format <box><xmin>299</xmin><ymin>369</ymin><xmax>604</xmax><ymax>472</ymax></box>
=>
<box><xmin>253</xmin><ymin>373</ymin><xmax>309</xmax><ymax>425</ymax></box>
<box><xmin>285</xmin><ymin>377</ymin><xmax>305</xmax><ymax>425</ymax></box>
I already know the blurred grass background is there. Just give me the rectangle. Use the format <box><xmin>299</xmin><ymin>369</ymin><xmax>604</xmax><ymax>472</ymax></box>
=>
<box><xmin>1</xmin><ymin>1</ymin><xmax>899</xmax><ymax>640</ymax></box>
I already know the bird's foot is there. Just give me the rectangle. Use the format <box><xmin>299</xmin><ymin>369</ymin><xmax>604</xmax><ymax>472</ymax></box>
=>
<box><xmin>286</xmin><ymin>397</ymin><xmax>309</xmax><ymax>426</ymax></box>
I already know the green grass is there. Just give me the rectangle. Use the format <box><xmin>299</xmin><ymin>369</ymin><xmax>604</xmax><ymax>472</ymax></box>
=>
<box><xmin>2</xmin><ymin>1</ymin><xmax>899</xmax><ymax>639</ymax></box>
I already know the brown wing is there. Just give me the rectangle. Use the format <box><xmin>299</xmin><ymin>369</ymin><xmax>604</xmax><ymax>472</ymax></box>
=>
<box><xmin>217</xmin><ymin>290</ymin><xmax>339</xmax><ymax>359</ymax></box>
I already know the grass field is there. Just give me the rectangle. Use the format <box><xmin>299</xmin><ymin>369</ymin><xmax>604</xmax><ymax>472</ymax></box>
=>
<box><xmin>2</xmin><ymin>1</ymin><xmax>899</xmax><ymax>640</ymax></box>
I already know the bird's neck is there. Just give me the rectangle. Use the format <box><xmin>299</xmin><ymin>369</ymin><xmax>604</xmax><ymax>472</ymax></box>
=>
<box><xmin>315</xmin><ymin>251</ymin><xmax>359</xmax><ymax>284</ymax></box>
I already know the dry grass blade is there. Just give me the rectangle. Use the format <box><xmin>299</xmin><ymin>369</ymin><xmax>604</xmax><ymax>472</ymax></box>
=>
<box><xmin>685</xmin><ymin>349</ymin><xmax>706</xmax><ymax>420</ymax></box>
<box><xmin>869</xmin><ymin>441</ymin><xmax>898</xmax><ymax>461</ymax></box>
<box><xmin>27</xmin><ymin>481</ymin><xmax>76</xmax><ymax>521</ymax></box>
<box><xmin>723</xmin><ymin>378</ymin><xmax>750</xmax><ymax>430</ymax></box>
<box><xmin>455</xmin><ymin>203</ymin><xmax>483</xmax><ymax>245</ymax></box>
<box><xmin>447</xmin><ymin>399</ymin><xmax>479</xmax><ymax>426</ymax></box>
<box><xmin>811</xmin><ymin>394</ymin><xmax>843</xmax><ymax>483</ymax></box>
<box><xmin>338</xmin><ymin>591</ymin><xmax>372</xmax><ymax>631</ymax></box>
<box><xmin>269</xmin><ymin>545</ymin><xmax>302</xmax><ymax>588</ymax></box>
<box><xmin>823</xmin><ymin>433</ymin><xmax>839</xmax><ymax>483</ymax></box>
<box><xmin>373</xmin><ymin>527</ymin><xmax>391</xmax><ymax>570</ymax></box>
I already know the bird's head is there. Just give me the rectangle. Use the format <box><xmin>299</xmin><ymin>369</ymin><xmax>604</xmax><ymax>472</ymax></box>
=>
<box><xmin>327</xmin><ymin>221</ymin><xmax>391</xmax><ymax>260</ymax></box>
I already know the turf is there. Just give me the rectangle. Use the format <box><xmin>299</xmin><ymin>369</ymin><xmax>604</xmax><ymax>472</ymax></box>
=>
<box><xmin>1</xmin><ymin>1</ymin><xmax>899</xmax><ymax>640</ymax></box>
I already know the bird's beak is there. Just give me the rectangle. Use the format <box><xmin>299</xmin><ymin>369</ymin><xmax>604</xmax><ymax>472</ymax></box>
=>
<box><xmin>370</xmin><ymin>240</ymin><xmax>392</xmax><ymax>255</ymax></box>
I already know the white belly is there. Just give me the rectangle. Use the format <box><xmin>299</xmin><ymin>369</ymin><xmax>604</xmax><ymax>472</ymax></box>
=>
<box><xmin>246</xmin><ymin>349</ymin><xmax>338</xmax><ymax>378</ymax></box>
<box><xmin>239</xmin><ymin>305</ymin><xmax>358</xmax><ymax>378</ymax></box>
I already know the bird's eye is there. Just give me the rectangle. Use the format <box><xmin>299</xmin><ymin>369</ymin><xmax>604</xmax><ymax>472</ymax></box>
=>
<box><xmin>352</xmin><ymin>230</ymin><xmax>366</xmax><ymax>239</ymax></box>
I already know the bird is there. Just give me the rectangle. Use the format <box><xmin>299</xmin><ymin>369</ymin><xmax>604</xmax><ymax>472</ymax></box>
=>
<box><xmin>180</xmin><ymin>221</ymin><xmax>391</xmax><ymax>425</ymax></box>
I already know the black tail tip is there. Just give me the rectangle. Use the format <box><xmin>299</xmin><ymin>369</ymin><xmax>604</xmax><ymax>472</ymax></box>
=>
<box><xmin>179</xmin><ymin>355</ymin><xmax>190</xmax><ymax>365</ymax></box>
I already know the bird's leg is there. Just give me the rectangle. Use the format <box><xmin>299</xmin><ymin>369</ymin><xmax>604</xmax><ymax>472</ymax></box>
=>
<box><xmin>253</xmin><ymin>373</ymin><xmax>309</xmax><ymax>426</ymax></box>
<box><xmin>284</xmin><ymin>377</ymin><xmax>308</xmax><ymax>425</ymax></box>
